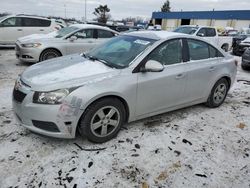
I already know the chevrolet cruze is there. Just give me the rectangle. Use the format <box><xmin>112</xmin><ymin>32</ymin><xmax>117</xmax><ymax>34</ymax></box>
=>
<box><xmin>12</xmin><ymin>31</ymin><xmax>237</xmax><ymax>143</ymax></box>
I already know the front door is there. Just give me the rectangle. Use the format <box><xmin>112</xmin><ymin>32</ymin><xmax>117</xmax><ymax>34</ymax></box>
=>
<box><xmin>66</xmin><ymin>29</ymin><xmax>97</xmax><ymax>54</ymax></box>
<box><xmin>136</xmin><ymin>39</ymin><xmax>187</xmax><ymax>117</ymax></box>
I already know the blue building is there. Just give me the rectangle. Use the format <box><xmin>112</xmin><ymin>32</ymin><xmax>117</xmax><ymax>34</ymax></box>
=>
<box><xmin>151</xmin><ymin>10</ymin><xmax>250</xmax><ymax>31</ymax></box>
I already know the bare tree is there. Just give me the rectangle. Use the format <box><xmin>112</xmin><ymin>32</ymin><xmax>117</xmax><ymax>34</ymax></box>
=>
<box><xmin>93</xmin><ymin>5</ymin><xmax>111</xmax><ymax>24</ymax></box>
<box><xmin>161</xmin><ymin>0</ymin><xmax>171</xmax><ymax>12</ymax></box>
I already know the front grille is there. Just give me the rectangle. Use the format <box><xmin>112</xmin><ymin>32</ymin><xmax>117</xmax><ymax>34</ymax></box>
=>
<box><xmin>32</xmin><ymin>120</ymin><xmax>60</xmax><ymax>132</ymax></box>
<box><xmin>13</xmin><ymin>89</ymin><xmax>27</xmax><ymax>103</ymax></box>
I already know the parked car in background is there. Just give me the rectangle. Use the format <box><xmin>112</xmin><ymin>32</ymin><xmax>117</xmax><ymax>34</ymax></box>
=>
<box><xmin>242</xmin><ymin>47</ymin><xmax>250</xmax><ymax>70</ymax></box>
<box><xmin>15</xmin><ymin>24</ymin><xmax>118</xmax><ymax>63</ymax></box>
<box><xmin>173</xmin><ymin>25</ymin><xmax>233</xmax><ymax>52</ymax></box>
<box><xmin>232</xmin><ymin>34</ymin><xmax>250</xmax><ymax>56</ymax></box>
<box><xmin>0</xmin><ymin>15</ymin><xmax>61</xmax><ymax>47</ymax></box>
<box><xmin>12</xmin><ymin>31</ymin><xmax>237</xmax><ymax>143</ymax></box>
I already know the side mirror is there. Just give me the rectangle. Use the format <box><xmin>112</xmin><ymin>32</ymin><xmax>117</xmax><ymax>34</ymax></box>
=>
<box><xmin>197</xmin><ymin>33</ymin><xmax>205</xmax><ymax>37</ymax></box>
<box><xmin>69</xmin><ymin>35</ymin><xmax>77</xmax><ymax>42</ymax></box>
<box><xmin>143</xmin><ymin>60</ymin><xmax>164</xmax><ymax>72</ymax></box>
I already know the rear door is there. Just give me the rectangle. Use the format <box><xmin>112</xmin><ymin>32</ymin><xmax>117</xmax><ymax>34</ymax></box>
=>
<box><xmin>0</xmin><ymin>17</ymin><xmax>23</xmax><ymax>44</ymax></box>
<box><xmin>184</xmin><ymin>39</ymin><xmax>223</xmax><ymax>102</ymax></box>
<box><xmin>21</xmin><ymin>17</ymin><xmax>52</xmax><ymax>36</ymax></box>
<box><xmin>66</xmin><ymin>29</ymin><xmax>96</xmax><ymax>54</ymax></box>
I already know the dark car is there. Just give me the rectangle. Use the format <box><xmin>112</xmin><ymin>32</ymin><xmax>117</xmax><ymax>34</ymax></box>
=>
<box><xmin>242</xmin><ymin>48</ymin><xmax>250</xmax><ymax>70</ymax></box>
<box><xmin>232</xmin><ymin>34</ymin><xmax>250</xmax><ymax>56</ymax></box>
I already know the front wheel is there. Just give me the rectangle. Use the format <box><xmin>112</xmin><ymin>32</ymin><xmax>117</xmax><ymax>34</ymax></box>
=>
<box><xmin>79</xmin><ymin>98</ymin><xmax>126</xmax><ymax>143</ymax></box>
<box><xmin>40</xmin><ymin>49</ymin><xmax>61</xmax><ymax>62</ymax></box>
<box><xmin>206</xmin><ymin>78</ymin><xmax>229</xmax><ymax>108</ymax></box>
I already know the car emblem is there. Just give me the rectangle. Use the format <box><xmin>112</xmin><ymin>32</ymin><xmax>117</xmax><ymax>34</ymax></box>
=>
<box><xmin>14</xmin><ymin>80</ymin><xmax>22</xmax><ymax>90</ymax></box>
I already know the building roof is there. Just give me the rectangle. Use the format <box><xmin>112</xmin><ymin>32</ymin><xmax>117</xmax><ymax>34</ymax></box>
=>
<box><xmin>152</xmin><ymin>10</ymin><xmax>250</xmax><ymax>20</ymax></box>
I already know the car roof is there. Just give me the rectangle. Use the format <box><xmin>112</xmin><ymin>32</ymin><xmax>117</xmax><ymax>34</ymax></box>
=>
<box><xmin>5</xmin><ymin>14</ymin><xmax>51</xmax><ymax>21</ymax></box>
<box><xmin>125</xmin><ymin>31</ymin><xmax>187</xmax><ymax>40</ymax></box>
<box><xmin>70</xmin><ymin>24</ymin><xmax>116</xmax><ymax>31</ymax></box>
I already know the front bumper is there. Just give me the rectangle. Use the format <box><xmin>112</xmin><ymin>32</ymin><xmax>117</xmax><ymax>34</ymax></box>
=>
<box><xmin>15</xmin><ymin>42</ymin><xmax>41</xmax><ymax>63</ymax></box>
<box><xmin>12</xmin><ymin>79</ymin><xmax>80</xmax><ymax>139</ymax></box>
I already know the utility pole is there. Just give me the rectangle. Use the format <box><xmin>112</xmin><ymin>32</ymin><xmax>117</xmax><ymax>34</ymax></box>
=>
<box><xmin>85</xmin><ymin>0</ymin><xmax>87</xmax><ymax>22</ymax></box>
<box><xmin>64</xmin><ymin>4</ymin><xmax>66</xmax><ymax>18</ymax></box>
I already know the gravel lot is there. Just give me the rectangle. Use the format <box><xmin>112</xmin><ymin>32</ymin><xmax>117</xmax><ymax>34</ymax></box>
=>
<box><xmin>0</xmin><ymin>49</ymin><xmax>249</xmax><ymax>188</ymax></box>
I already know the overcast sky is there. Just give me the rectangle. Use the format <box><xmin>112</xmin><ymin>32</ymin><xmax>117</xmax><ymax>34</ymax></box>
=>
<box><xmin>1</xmin><ymin>0</ymin><xmax>250</xmax><ymax>21</ymax></box>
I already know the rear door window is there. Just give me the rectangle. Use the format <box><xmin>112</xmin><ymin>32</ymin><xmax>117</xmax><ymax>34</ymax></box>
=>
<box><xmin>187</xmin><ymin>39</ymin><xmax>209</xmax><ymax>60</ymax></box>
<box><xmin>209</xmin><ymin>45</ymin><xmax>224</xmax><ymax>58</ymax></box>
<box><xmin>206</xmin><ymin>28</ymin><xmax>216</xmax><ymax>37</ymax></box>
<box><xmin>97</xmin><ymin>29</ymin><xmax>115</xmax><ymax>38</ymax></box>
<box><xmin>22</xmin><ymin>18</ymin><xmax>51</xmax><ymax>27</ymax></box>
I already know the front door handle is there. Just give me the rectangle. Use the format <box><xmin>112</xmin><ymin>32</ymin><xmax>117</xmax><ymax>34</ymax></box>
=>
<box><xmin>40</xmin><ymin>29</ymin><xmax>44</xmax><ymax>31</ymax></box>
<box><xmin>175</xmin><ymin>73</ymin><xmax>185</xmax><ymax>80</ymax></box>
<box><xmin>17</xmin><ymin>29</ymin><xmax>22</xmax><ymax>31</ymax></box>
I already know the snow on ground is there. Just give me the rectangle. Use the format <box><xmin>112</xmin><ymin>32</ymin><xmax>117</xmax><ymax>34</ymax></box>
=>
<box><xmin>0</xmin><ymin>49</ymin><xmax>249</xmax><ymax>188</ymax></box>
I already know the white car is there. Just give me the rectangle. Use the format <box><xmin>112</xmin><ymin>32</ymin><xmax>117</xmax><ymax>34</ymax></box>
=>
<box><xmin>15</xmin><ymin>24</ymin><xmax>119</xmax><ymax>63</ymax></box>
<box><xmin>0</xmin><ymin>15</ymin><xmax>61</xmax><ymax>47</ymax></box>
<box><xmin>12</xmin><ymin>31</ymin><xmax>237</xmax><ymax>142</ymax></box>
<box><xmin>174</xmin><ymin>25</ymin><xmax>233</xmax><ymax>52</ymax></box>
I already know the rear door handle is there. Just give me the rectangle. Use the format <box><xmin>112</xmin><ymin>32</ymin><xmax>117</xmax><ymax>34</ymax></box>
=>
<box><xmin>209</xmin><ymin>66</ymin><xmax>216</xmax><ymax>72</ymax></box>
<box><xmin>39</xmin><ymin>29</ymin><xmax>44</xmax><ymax>31</ymax></box>
<box><xmin>87</xmin><ymin>41</ymin><xmax>94</xmax><ymax>43</ymax></box>
<box><xmin>17</xmin><ymin>29</ymin><xmax>22</xmax><ymax>31</ymax></box>
<box><xmin>175</xmin><ymin>73</ymin><xmax>185</xmax><ymax>80</ymax></box>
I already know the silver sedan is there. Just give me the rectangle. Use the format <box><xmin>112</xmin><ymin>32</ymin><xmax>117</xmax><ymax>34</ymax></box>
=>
<box><xmin>12</xmin><ymin>31</ymin><xmax>237</xmax><ymax>143</ymax></box>
<box><xmin>15</xmin><ymin>24</ymin><xmax>119</xmax><ymax>63</ymax></box>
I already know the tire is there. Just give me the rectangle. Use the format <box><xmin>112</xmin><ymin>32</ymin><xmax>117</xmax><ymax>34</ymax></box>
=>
<box><xmin>206</xmin><ymin>78</ymin><xmax>229</xmax><ymax>108</ymax></box>
<box><xmin>79</xmin><ymin>98</ymin><xmax>126</xmax><ymax>143</ymax></box>
<box><xmin>40</xmin><ymin>49</ymin><xmax>61</xmax><ymax>62</ymax></box>
<box><xmin>241</xmin><ymin>64</ymin><xmax>249</xmax><ymax>71</ymax></box>
<box><xmin>221</xmin><ymin>44</ymin><xmax>229</xmax><ymax>52</ymax></box>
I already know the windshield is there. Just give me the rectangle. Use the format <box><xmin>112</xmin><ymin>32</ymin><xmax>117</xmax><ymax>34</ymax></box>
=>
<box><xmin>55</xmin><ymin>26</ymin><xmax>79</xmax><ymax>38</ymax></box>
<box><xmin>86</xmin><ymin>35</ymin><xmax>156</xmax><ymax>69</ymax></box>
<box><xmin>173</xmin><ymin>26</ymin><xmax>198</xmax><ymax>34</ymax></box>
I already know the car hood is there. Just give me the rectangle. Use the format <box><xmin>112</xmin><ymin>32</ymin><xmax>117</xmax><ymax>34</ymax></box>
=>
<box><xmin>21</xmin><ymin>54</ymin><xmax>120</xmax><ymax>91</ymax></box>
<box><xmin>18</xmin><ymin>32</ymin><xmax>59</xmax><ymax>43</ymax></box>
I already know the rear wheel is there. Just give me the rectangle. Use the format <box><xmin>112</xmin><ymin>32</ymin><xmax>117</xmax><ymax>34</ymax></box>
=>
<box><xmin>79</xmin><ymin>98</ymin><xmax>126</xmax><ymax>143</ymax></box>
<box><xmin>40</xmin><ymin>49</ymin><xmax>61</xmax><ymax>62</ymax></box>
<box><xmin>241</xmin><ymin>64</ymin><xmax>250</xmax><ymax>71</ymax></box>
<box><xmin>206</xmin><ymin>78</ymin><xmax>229</xmax><ymax>108</ymax></box>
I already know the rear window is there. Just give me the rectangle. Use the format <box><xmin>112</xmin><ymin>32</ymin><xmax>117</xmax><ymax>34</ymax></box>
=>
<box><xmin>22</xmin><ymin>17</ymin><xmax>51</xmax><ymax>27</ymax></box>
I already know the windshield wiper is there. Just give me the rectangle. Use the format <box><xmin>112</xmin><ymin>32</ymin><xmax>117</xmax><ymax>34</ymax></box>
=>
<box><xmin>81</xmin><ymin>52</ymin><xmax>87</xmax><ymax>58</ymax></box>
<box><xmin>87</xmin><ymin>55</ymin><xmax>117</xmax><ymax>68</ymax></box>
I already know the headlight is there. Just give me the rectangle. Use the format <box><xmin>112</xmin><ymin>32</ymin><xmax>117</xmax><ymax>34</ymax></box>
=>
<box><xmin>33</xmin><ymin>89</ymin><xmax>70</xmax><ymax>104</ymax></box>
<box><xmin>21</xmin><ymin>43</ymin><xmax>41</xmax><ymax>48</ymax></box>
